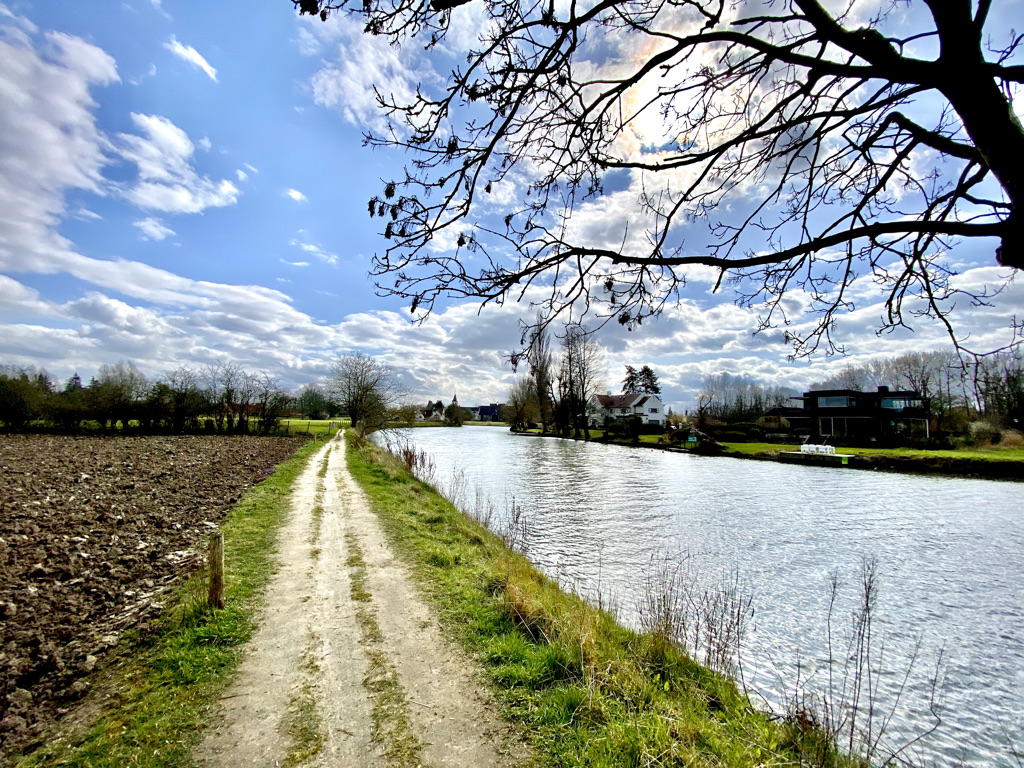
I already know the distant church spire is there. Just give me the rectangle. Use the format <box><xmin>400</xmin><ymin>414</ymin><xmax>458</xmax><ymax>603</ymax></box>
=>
<box><xmin>451</xmin><ymin>392</ymin><xmax>459</xmax><ymax>406</ymax></box>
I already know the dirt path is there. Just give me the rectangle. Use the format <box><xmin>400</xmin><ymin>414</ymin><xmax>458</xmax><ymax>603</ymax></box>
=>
<box><xmin>195</xmin><ymin>434</ymin><xmax>525</xmax><ymax>768</ymax></box>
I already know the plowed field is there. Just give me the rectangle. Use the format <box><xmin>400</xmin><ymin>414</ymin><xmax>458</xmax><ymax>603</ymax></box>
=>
<box><xmin>0</xmin><ymin>434</ymin><xmax>304</xmax><ymax>756</ymax></box>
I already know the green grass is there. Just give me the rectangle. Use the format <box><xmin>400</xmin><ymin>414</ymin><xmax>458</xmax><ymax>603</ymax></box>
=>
<box><xmin>721</xmin><ymin>441</ymin><xmax>1024</xmax><ymax>462</ymax></box>
<box><xmin>14</xmin><ymin>441</ymin><xmax>322</xmax><ymax>768</ymax></box>
<box><xmin>345</xmin><ymin>434</ymin><xmax>857</xmax><ymax>768</ymax></box>
<box><xmin>279</xmin><ymin>418</ymin><xmax>346</xmax><ymax>437</ymax></box>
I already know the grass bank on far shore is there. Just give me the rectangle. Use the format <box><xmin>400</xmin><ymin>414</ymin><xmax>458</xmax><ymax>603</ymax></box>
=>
<box><xmin>722</xmin><ymin>441</ymin><xmax>1024</xmax><ymax>462</ymax></box>
<box><xmin>346</xmin><ymin>434</ymin><xmax>856</xmax><ymax>767</ymax></box>
<box><xmin>13</xmin><ymin>441</ymin><xmax>322</xmax><ymax>768</ymax></box>
<box><xmin>721</xmin><ymin>441</ymin><xmax>1024</xmax><ymax>480</ymax></box>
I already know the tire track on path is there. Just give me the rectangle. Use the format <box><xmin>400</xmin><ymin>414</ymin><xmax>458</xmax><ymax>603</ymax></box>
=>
<box><xmin>195</xmin><ymin>434</ymin><xmax>525</xmax><ymax>767</ymax></box>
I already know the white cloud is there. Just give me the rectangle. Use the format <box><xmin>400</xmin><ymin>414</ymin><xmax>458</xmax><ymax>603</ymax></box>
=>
<box><xmin>243</xmin><ymin>163</ymin><xmax>258</xmax><ymax>174</ymax></box>
<box><xmin>294</xmin><ymin>25</ymin><xmax>322</xmax><ymax>57</ymax></box>
<box><xmin>0</xmin><ymin>4</ymin><xmax>39</xmax><ymax>33</ymax></box>
<box><xmin>0</xmin><ymin>25</ymin><xmax>117</xmax><ymax>273</ymax></box>
<box><xmin>163</xmin><ymin>35</ymin><xmax>217</xmax><ymax>82</ymax></box>
<box><xmin>118</xmin><ymin>113</ymin><xmax>240</xmax><ymax>213</ymax></box>
<box><xmin>0</xmin><ymin>275</ymin><xmax>51</xmax><ymax>316</ymax></box>
<box><xmin>197</xmin><ymin>136</ymin><xmax>211</xmax><ymax>151</ymax></box>
<box><xmin>285</xmin><ymin>188</ymin><xmax>307</xmax><ymax>202</ymax></box>
<box><xmin>148</xmin><ymin>0</ymin><xmax>171</xmax><ymax>20</ymax></box>
<box><xmin>235</xmin><ymin>169</ymin><xmax>248</xmax><ymax>181</ymax></box>
<box><xmin>289</xmin><ymin>235</ymin><xmax>337</xmax><ymax>265</ymax></box>
<box><xmin>133</xmin><ymin>216</ymin><xmax>175</xmax><ymax>241</ymax></box>
<box><xmin>128</xmin><ymin>62</ymin><xmax>157</xmax><ymax>86</ymax></box>
<box><xmin>74</xmin><ymin>206</ymin><xmax>103</xmax><ymax>221</ymax></box>
<box><xmin>309</xmin><ymin>16</ymin><xmax>427</xmax><ymax>134</ymax></box>
<box><xmin>280</xmin><ymin>259</ymin><xmax>310</xmax><ymax>267</ymax></box>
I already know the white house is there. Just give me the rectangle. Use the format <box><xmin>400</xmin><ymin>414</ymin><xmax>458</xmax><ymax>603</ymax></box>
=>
<box><xmin>587</xmin><ymin>393</ymin><xmax>667</xmax><ymax>427</ymax></box>
<box><xmin>416</xmin><ymin>400</ymin><xmax>445</xmax><ymax>422</ymax></box>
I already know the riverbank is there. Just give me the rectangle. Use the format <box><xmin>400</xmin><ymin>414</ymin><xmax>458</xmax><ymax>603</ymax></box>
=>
<box><xmin>723</xmin><ymin>442</ymin><xmax>1024</xmax><ymax>480</ymax></box>
<box><xmin>511</xmin><ymin>429</ymin><xmax>1024</xmax><ymax>481</ymax></box>
<box><xmin>346</xmin><ymin>434</ymin><xmax>855</xmax><ymax>767</ymax></box>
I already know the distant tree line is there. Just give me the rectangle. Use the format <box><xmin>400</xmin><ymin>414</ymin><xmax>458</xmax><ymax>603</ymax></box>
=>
<box><xmin>693</xmin><ymin>373</ymin><xmax>795</xmax><ymax>428</ymax></box>
<box><xmin>0</xmin><ymin>360</ymin><xmax>294</xmax><ymax>435</ymax></box>
<box><xmin>505</xmin><ymin>318</ymin><xmax>606</xmax><ymax>438</ymax></box>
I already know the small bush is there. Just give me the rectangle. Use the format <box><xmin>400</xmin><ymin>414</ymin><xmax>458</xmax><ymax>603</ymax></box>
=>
<box><xmin>968</xmin><ymin>420</ymin><xmax>1000</xmax><ymax>446</ymax></box>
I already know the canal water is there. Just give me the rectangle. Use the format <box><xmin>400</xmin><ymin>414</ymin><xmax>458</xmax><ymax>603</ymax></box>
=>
<box><xmin>382</xmin><ymin>427</ymin><xmax>1023</xmax><ymax>766</ymax></box>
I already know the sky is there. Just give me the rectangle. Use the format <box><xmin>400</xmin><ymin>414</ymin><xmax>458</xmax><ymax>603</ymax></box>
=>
<box><xmin>0</xmin><ymin>0</ymin><xmax>1021</xmax><ymax>410</ymax></box>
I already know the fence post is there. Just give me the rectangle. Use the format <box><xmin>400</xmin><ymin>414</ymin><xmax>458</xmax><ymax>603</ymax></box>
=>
<box><xmin>208</xmin><ymin>531</ymin><xmax>224</xmax><ymax>609</ymax></box>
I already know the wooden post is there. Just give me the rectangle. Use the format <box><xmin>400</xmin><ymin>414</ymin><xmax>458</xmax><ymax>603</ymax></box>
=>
<box><xmin>208</xmin><ymin>531</ymin><xmax>224</xmax><ymax>609</ymax></box>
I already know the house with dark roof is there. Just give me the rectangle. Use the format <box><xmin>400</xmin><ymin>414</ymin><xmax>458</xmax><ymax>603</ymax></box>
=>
<box><xmin>472</xmin><ymin>403</ymin><xmax>505</xmax><ymax>421</ymax></box>
<box><xmin>587</xmin><ymin>393</ymin><xmax>666</xmax><ymax>427</ymax></box>
<box><xmin>417</xmin><ymin>400</ymin><xmax>445</xmax><ymax>422</ymax></box>
<box><xmin>792</xmin><ymin>386</ymin><xmax>930</xmax><ymax>443</ymax></box>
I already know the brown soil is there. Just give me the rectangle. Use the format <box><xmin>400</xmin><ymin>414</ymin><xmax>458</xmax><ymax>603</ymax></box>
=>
<box><xmin>0</xmin><ymin>434</ymin><xmax>305</xmax><ymax>756</ymax></box>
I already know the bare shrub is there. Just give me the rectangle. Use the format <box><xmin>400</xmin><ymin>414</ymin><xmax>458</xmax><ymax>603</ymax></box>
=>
<box><xmin>636</xmin><ymin>554</ymin><xmax>753</xmax><ymax>676</ymax></box>
<box><xmin>500</xmin><ymin>495</ymin><xmax>532</xmax><ymax>555</ymax></box>
<box><xmin>785</xmin><ymin>558</ymin><xmax>945</xmax><ymax>767</ymax></box>
<box><xmin>381</xmin><ymin>434</ymin><xmax>437</xmax><ymax>485</ymax></box>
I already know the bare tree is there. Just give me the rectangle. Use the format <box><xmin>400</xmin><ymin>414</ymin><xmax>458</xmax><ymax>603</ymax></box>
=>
<box><xmin>327</xmin><ymin>352</ymin><xmax>404</xmax><ymax>436</ymax></box>
<box><xmin>559</xmin><ymin>324</ymin><xmax>605</xmax><ymax>438</ymax></box>
<box><xmin>201</xmin><ymin>361</ymin><xmax>246</xmax><ymax>433</ymax></box>
<box><xmin>92</xmin><ymin>360</ymin><xmax>149</xmax><ymax>430</ymax></box>
<box><xmin>810</xmin><ymin>364</ymin><xmax>874</xmax><ymax>392</ymax></box>
<box><xmin>504</xmin><ymin>373</ymin><xmax>540</xmax><ymax>431</ymax></box>
<box><xmin>297</xmin><ymin>0</ymin><xmax>1023</xmax><ymax>357</ymax></box>
<box><xmin>525</xmin><ymin>315</ymin><xmax>555</xmax><ymax>433</ymax></box>
<box><xmin>251</xmin><ymin>372</ymin><xmax>292</xmax><ymax>435</ymax></box>
<box><xmin>699</xmin><ymin>372</ymin><xmax>793</xmax><ymax>422</ymax></box>
<box><xmin>155</xmin><ymin>366</ymin><xmax>207</xmax><ymax>433</ymax></box>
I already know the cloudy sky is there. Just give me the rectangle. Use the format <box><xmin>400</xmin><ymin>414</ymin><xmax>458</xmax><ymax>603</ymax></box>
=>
<box><xmin>0</xmin><ymin>0</ymin><xmax>1020</xmax><ymax>409</ymax></box>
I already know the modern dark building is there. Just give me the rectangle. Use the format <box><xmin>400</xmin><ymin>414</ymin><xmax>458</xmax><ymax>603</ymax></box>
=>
<box><xmin>473</xmin><ymin>403</ymin><xmax>505</xmax><ymax>421</ymax></box>
<box><xmin>791</xmin><ymin>386</ymin><xmax>931</xmax><ymax>444</ymax></box>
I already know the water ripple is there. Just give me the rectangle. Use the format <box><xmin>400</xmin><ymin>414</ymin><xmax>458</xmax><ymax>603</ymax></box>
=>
<box><xmin>388</xmin><ymin>430</ymin><xmax>1023</xmax><ymax>767</ymax></box>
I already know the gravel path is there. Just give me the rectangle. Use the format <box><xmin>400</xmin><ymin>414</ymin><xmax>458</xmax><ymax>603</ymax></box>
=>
<box><xmin>195</xmin><ymin>434</ymin><xmax>525</xmax><ymax>767</ymax></box>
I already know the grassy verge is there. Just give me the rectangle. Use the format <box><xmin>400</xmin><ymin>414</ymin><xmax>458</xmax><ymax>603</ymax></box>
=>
<box><xmin>345</xmin><ymin>434</ymin><xmax>852</xmax><ymax>767</ymax></box>
<box><xmin>13</xmin><ymin>441</ymin><xmax>322</xmax><ymax>768</ymax></box>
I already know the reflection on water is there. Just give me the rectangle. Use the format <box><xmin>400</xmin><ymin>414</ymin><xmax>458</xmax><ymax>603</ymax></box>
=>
<box><xmin>384</xmin><ymin>428</ymin><xmax>1024</xmax><ymax>766</ymax></box>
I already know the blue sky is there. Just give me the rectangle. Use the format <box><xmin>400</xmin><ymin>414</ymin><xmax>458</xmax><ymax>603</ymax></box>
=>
<box><xmin>1</xmin><ymin>0</ymin><xmax>1021</xmax><ymax>410</ymax></box>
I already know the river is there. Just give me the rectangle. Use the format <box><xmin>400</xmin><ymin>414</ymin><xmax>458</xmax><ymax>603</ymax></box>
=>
<box><xmin>380</xmin><ymin>427</ymin><xmax>1023</xmax><ymax>766</ymax></box>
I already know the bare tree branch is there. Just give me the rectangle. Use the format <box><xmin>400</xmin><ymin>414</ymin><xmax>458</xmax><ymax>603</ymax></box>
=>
<box><xmin>294</xmin><ymin>0</ymin><xmax>1024</xmax><ymax>357</ymax></box>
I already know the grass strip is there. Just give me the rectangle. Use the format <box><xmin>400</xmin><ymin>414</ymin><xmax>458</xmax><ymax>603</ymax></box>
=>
<box><xmin>309</xmin><ymin>449</ymin><xmax>331</xmax><ymax>560</ymax></box>
<box><xmin>14</xmin><ymin>441</ymin><xmax>323</xmax><ymax>768</ymax></box>
<box><xmin>281</xmin><ymin>643</ymin><xmax>325</xmax><ymax>768</ymax></box>
<box><xmin>343</xmin><ymin>528</ymin><xmax>420</xmax><ymax>764</ymax></box>
<box><xmin>345</xmin><ymin>433</ymin><xmax>859</xmax><ymax>768</ymax></box>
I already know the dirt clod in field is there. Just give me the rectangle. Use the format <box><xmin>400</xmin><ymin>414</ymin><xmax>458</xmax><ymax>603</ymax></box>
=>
<box><xmin>0</xmin><ymin>434</ymin><xmax>304</xmax><ymax>757</ymax></box>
